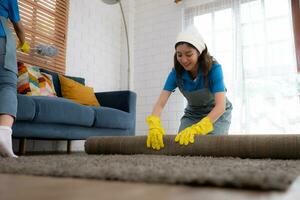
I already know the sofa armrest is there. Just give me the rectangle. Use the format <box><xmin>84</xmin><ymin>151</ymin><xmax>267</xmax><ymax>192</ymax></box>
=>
<box><xmin>94</xmin><ymin>90</ymin><xmax>136</xmax><ymax>114</ymax></box>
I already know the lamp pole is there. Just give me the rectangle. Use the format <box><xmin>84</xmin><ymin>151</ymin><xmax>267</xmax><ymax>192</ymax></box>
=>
<box><xmin>118</xmin><ymin>1</ymin><xmax>131</xmax><ymax>89</ymax></box>
<box><xmin>102</xmin><ymin>0</ymin><xmax>131</xmax><ymax>89</ymax></box>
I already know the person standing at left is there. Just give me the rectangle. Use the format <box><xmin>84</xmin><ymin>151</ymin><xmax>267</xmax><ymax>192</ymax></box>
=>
<box><xmin>0</xmin><ymin>0</ymin><xmax>30</xmax><ymax>157</ymax></box>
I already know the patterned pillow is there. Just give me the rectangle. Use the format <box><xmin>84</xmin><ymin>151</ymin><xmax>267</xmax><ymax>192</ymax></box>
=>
<box><xmin>17</xmin><ymin>62</ymin><xmax>57</xmax><ymax>96</ymax></box>
<box><xmin>39</xmin><ymin>72</ymin><xmax>57</xmax><ymax>96</ymax></box>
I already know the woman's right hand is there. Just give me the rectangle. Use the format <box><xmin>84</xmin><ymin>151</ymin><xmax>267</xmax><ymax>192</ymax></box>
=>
<box><xmin>146</xmin><ymin>115</ymin><xmax>165</xmax><ymax>150</ymax></box>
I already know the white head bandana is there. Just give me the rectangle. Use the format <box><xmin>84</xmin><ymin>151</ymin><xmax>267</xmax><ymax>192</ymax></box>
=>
<box><xmin>175</xmin><ymin>26</ymin><xmax>206</xmax><ymax>54</ymax></box>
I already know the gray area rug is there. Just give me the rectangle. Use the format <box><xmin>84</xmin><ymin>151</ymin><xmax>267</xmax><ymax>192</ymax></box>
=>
<box><xmin>0</xmin><ymin>153</ymin><xmax>300</xmax><ymax>191</ymax></box>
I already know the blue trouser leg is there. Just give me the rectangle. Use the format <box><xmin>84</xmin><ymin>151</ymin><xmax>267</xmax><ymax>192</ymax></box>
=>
<box><xmin>0</xmin><ymin>38</ymin><xmax>17</xmax><ymax>118</ymax></box>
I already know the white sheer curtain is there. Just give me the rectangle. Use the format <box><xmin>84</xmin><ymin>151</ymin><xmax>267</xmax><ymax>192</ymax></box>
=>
<box><xmin>184</xmin><ymin>0</ymin><xmax>300</xmax><ymax>134</ymax></box>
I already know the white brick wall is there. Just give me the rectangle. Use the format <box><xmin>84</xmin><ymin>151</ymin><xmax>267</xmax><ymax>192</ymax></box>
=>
<box><xmin>66</xmin><ymin>0</ymin><xmax>123</xmax><ymax>92</ymax></box>
<box><xmin>134</xmin><ymin>0</ymin><xmax>185</xmax><ymax>136</ymax></box>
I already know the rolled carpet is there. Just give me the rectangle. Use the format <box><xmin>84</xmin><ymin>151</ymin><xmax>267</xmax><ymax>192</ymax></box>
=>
<box><xmin>85</xmin><ymin>134</ymin><xmax>300</xmax><ymax>159</ymax></box>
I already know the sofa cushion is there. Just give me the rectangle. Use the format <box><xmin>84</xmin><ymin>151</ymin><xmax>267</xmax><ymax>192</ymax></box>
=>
<box><xmin>12</xmin><ymin>122</ymin><xmax>133</xmax><ymax>139</ymax></box>
<box><xmin>31</xmin><ymin>96</ymin><xmax>95</xmax><ymax>127</ymax></box>
<box><xmin>16</xmin><ymin>95</ymin><xmax>36</xmax><ymax>121</ymax></box>
<box><xmin>93</xmin><ymin>107</ymin><xmax>133</xmax><ymax>129</ymax></box>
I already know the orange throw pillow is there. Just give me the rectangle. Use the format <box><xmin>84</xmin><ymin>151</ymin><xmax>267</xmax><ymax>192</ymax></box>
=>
<box><xmin>58</xmin><ymin>75</ymin><xmax>100</xmax><ymax>107</ymax></box>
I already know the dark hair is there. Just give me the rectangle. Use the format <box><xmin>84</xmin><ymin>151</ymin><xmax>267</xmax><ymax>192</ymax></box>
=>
<box><xmin>174</xmin><ymin>42</ymin><xmax>215</xmax><ymax>87</ymax></box>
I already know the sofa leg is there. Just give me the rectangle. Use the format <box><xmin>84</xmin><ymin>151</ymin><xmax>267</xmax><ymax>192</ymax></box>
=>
<box><xmin>19</xmin><ymin>138</ymin><xmax>27</xmax><ymax>155</ymax></box>
<box><xmin>67</xmin><ymin>140</ymin><xmax>71</xmax><ymax>154</ymax></box>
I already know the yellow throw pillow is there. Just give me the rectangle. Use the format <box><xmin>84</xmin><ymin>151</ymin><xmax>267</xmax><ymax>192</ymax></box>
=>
<box><xmin>58</xmin><ymin>75</ymin><xmax>100</xmax><ymax>107</ymax></box>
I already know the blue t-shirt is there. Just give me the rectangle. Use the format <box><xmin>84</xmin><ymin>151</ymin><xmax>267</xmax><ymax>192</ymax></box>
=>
<box><xmin>0</xmin><ymin>0</ymin><xmax>20</xmax><ymax>36</ymax></box>
<box><xmin>163</xmin><ymin>63</ymin><xmax>226</xmax><ymax>94</ymax></box>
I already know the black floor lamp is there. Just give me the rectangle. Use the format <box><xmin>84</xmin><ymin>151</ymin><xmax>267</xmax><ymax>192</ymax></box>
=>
<box><xmin>102</xmin><ymin>0</ymin><xmax>131</xmax><ymax>89</ymax></box>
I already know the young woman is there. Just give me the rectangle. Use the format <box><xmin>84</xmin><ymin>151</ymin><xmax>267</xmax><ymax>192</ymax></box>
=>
<box><xmin>146</xmin><ymin>26</ymin><xmax>232</xmax><ymax>150</ymax></box>
<box><xmin>0</xmin><ymin>0</ymin><xmax>30</xmax><ymax>157</ymax></box>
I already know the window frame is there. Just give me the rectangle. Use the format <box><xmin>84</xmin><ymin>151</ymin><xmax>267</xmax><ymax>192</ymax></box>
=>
<box><xmin>13</xmin><ymin>0</ymin><xmax>69</xmax><ymax>73</ymax></box>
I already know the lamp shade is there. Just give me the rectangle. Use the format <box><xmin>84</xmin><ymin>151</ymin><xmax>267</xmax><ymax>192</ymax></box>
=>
<box><xmin>102</xmin><ymin>0</ymin><xmax>119</xmax><ymax>4</ymax></box>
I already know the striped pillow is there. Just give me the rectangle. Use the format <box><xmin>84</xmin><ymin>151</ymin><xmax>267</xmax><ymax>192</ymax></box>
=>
<box><xmin>17</xmin><ymin>62</ymin><xmax>56</xmax><ymax>96</ymax></box>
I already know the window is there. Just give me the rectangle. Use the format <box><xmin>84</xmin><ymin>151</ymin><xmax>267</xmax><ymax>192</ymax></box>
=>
<box><xmin>12</xmin><ymin>0</ymin><xmax>69</xmax><ymax>73</ymax></box>
<box><xmin>185</xmin><ymin>0</ymin><xmax>300</xmax><ymax>134</ymax></box>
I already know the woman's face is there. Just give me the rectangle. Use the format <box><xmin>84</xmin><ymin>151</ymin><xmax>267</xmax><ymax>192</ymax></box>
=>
<box><xmin>176</xmin><ymin>43</ymin><xmax>200</xmax><ymax>72</ymax></box>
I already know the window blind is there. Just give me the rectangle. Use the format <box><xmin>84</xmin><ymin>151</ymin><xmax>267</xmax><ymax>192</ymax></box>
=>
<box><xmin>12</xmin><ymin>0</ymin><xmax>69</xmax><ymax>73</ymax></box>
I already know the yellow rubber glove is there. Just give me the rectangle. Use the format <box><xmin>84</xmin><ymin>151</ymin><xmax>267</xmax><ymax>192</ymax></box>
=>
<box><xmin>20</xmin><ymin>41</ymin><xmax>30</xmax><ymax>53</ymax></box>
<box><xmin>175</xmin><ymin>116</ymin><xmax>213</xmax><ymax>146</ymax></box>
<box><xmin>146</xmin><ymin>115</ymin><xmax>165</xmax><ymax>150</ymax></box>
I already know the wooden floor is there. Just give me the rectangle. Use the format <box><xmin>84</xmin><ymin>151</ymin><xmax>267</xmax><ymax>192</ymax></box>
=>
<box><xmin>1</xmin><ymin>174</ymin><xmax>300</xmax><ymax>200</ymax></box>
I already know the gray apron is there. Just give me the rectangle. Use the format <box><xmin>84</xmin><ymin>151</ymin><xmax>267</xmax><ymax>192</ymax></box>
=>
<box><xmin>0</xmin><ymin>16</ymin><xmax>17</xmax><ymax>74</ymax></box>
<box><xmin>0</xmin><ymin>16</ymin><xmax>18</xmax><ymax>117</ymax></box>
<box><xmin>176</xmin><ymin>76</ymin><xmax>232</xmax><ymax>135</ymax></box>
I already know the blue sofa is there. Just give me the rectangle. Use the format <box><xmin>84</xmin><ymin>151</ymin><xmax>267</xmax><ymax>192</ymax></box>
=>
<box><xmin>12</xmin><ymin>68</ymin><xmax>136</xmax><ymax>154</ymax></box>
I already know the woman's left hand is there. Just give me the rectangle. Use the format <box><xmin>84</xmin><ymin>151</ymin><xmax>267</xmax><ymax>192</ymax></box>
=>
<box><xmin>175</xmin><ymin>117</ymin><xmax>214</xmax><ymax>145</ymax></box>
<box><xmin>20</xmin><ymin>41</ymin><xmax>30</xmax><ymax>53</ymax></box>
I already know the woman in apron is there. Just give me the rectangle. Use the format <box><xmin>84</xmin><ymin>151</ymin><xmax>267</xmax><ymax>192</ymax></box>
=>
<box><xmin>0</xmin><ymin>0</ymin><xmax>30</xmax><ymax>157</ymax></box>
<box><xmin>146</xmin><ymin>26</ymin><xmax>232</xmax><ymax>150</ymax></box>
